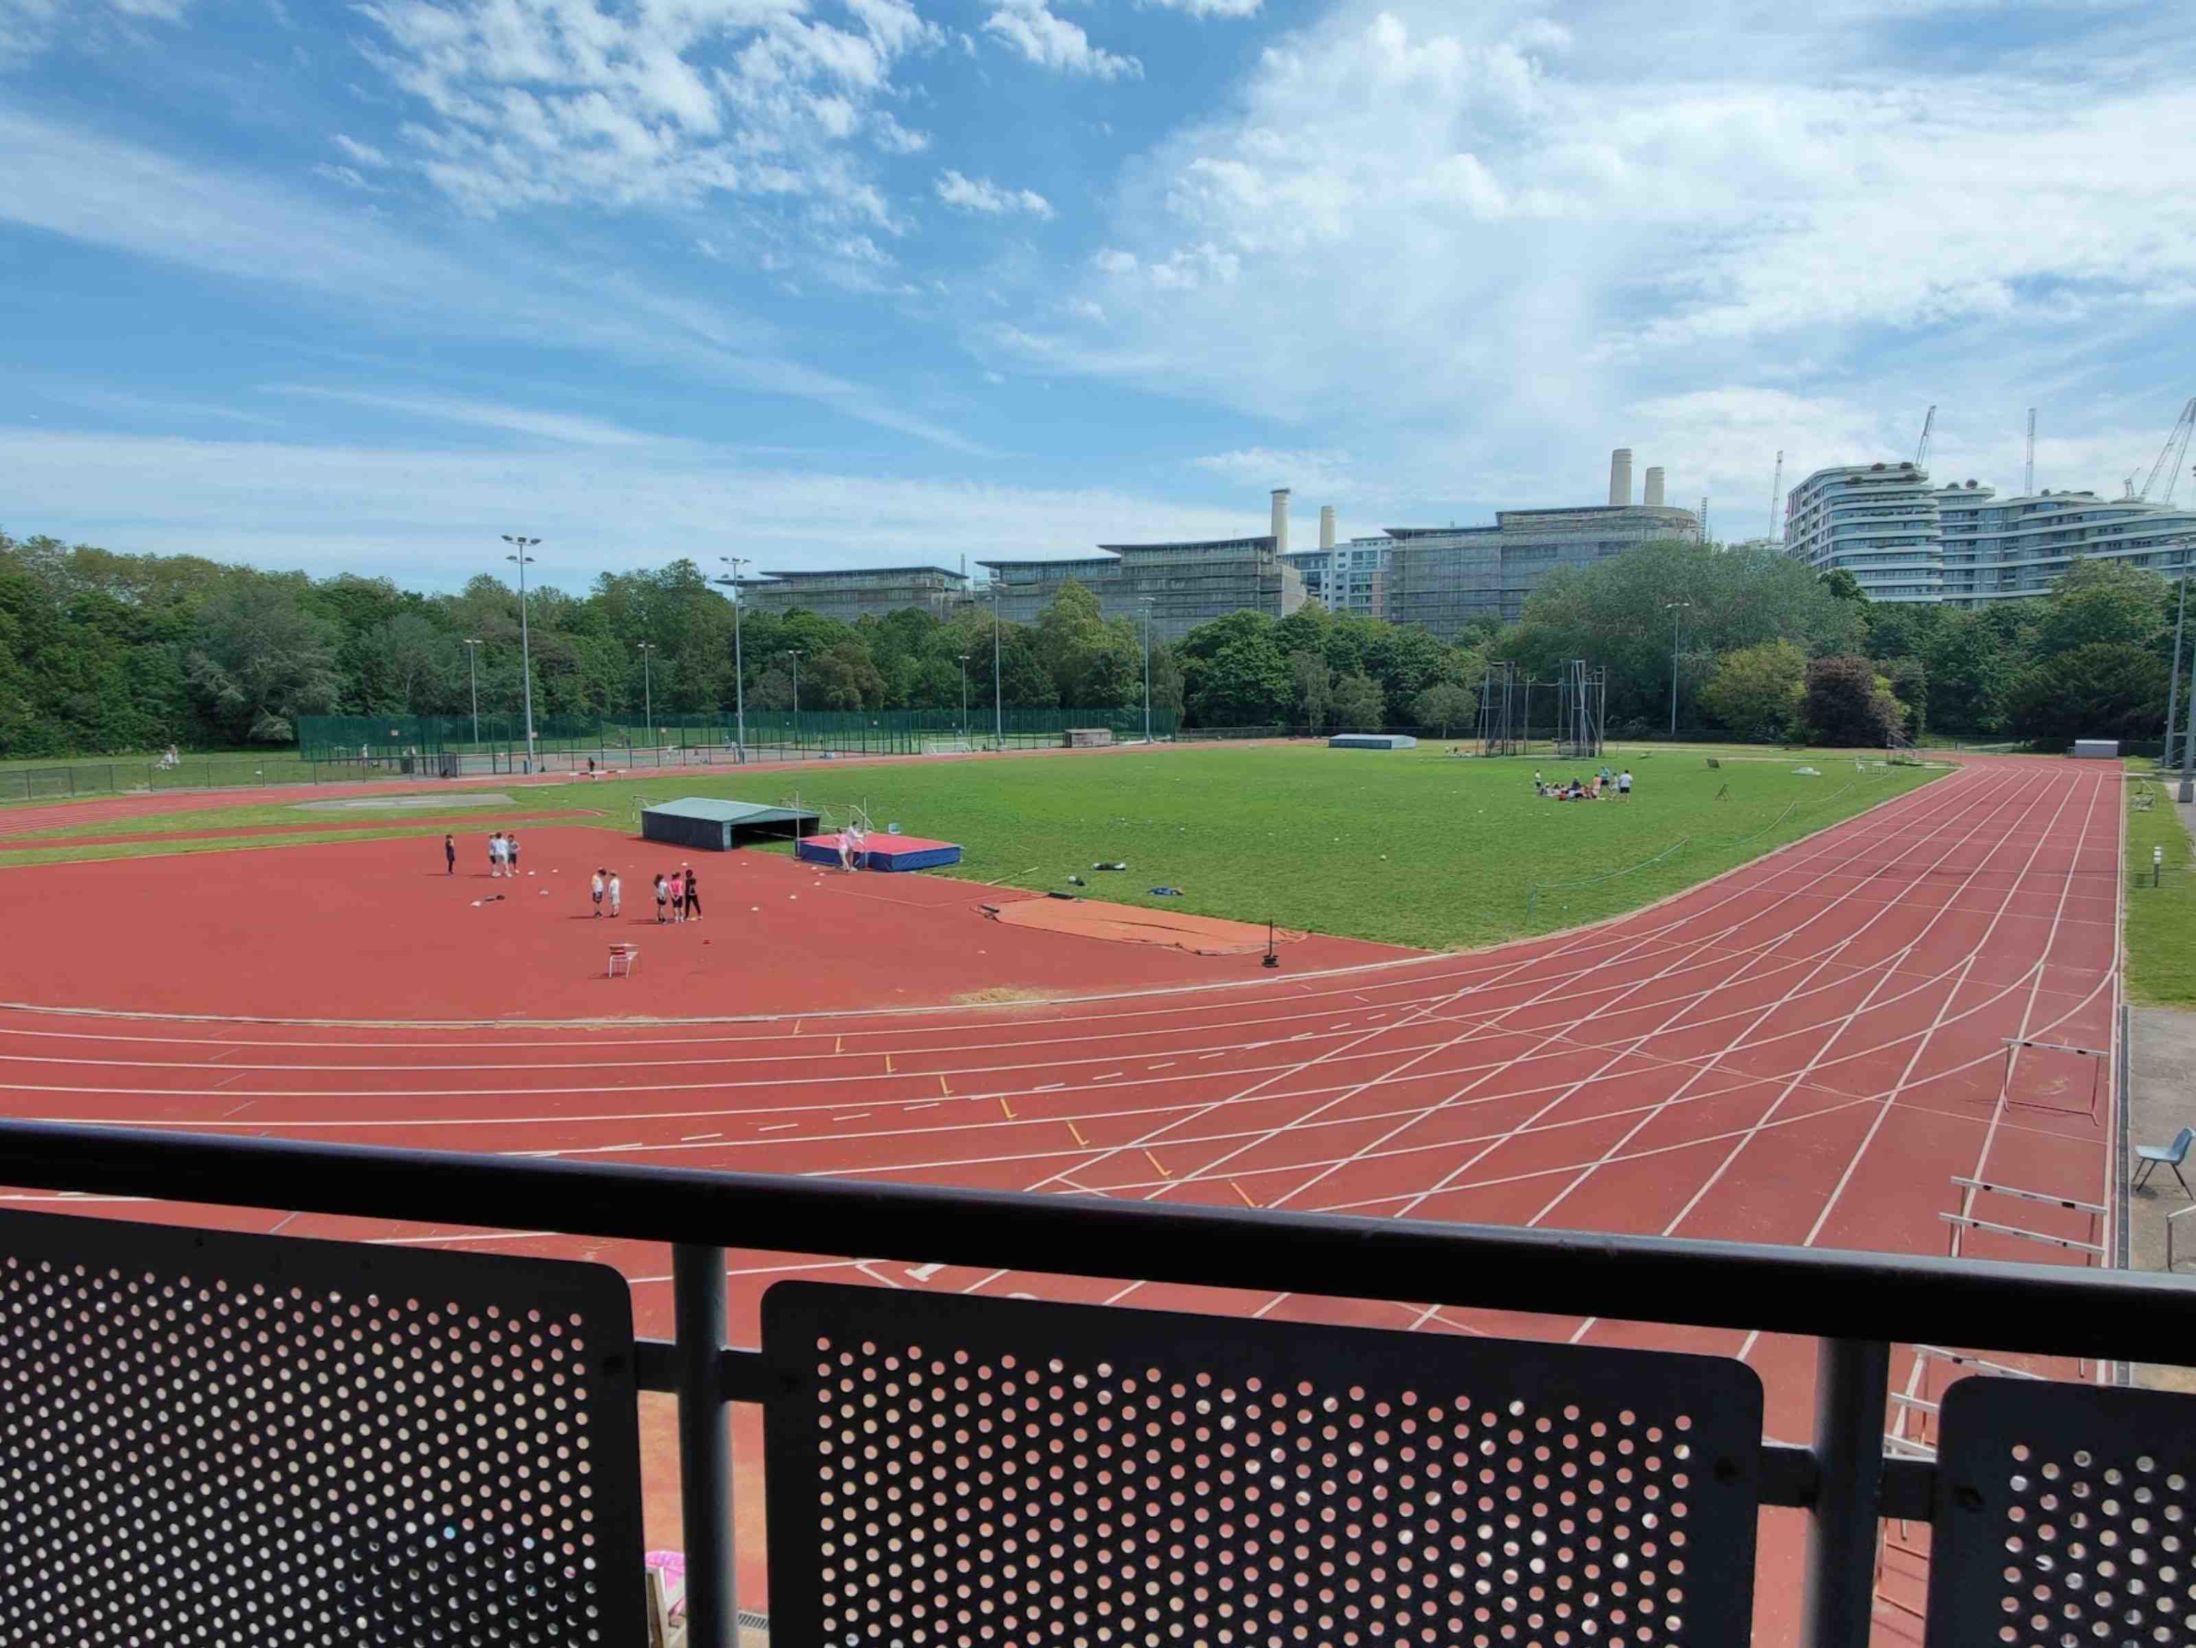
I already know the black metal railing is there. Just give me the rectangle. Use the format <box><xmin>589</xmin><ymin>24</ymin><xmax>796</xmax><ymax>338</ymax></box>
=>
<box><xmin>2</xmin><ymin>1117</ymin><xmax>2191</xmax><ymax>1648</ymax></box>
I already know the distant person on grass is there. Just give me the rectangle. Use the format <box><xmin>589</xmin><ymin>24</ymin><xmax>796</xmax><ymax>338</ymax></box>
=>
<box><xmin>682</xmin><ymin>864</ymin><xmax>702</xmax><ymax>922</ymax></box>
<box><xmin>654</xmin><ymin>874</ymin><xmax>669</xmax><ymax>923</ymax></box>
<box><xmin>608</xmin><ymin>871</ymin><xmax>622</xmax><ymax>918</ymax></box>
<box><xmin>591</xmin><ymin>869</ymin><xmax>606</xmax><ymax>916</ymax></box>
<box><xmin>1618</xmin><ymin>769</ymin><xmax>1633</xmax><ymax>799</ymax></box>
<box><xmin>444</xmin><ymin>834</ymin><xmax>456</xmax><ymax>876</ymax></box>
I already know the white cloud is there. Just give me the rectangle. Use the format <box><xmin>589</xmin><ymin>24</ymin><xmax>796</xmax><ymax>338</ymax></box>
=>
<box><xmin>1139</xmin><ymin>0</ymin><xmax>1261</xmax><ymax>17</ymax></box>
<box><xmin>275</xmin><ymin>387</ymin><xmax>654</xmax><ymax>447</ymax></box>
<box><xmin>996</xmin><ymin>0</ymin><xmax>2196</xmax><ymax>520</ymax></box>
<box><xmin>982</xmin><ymin>0</ymin><xmax>1139</xmax><ymax>80</ymax></box>
<box><xmin>358</xmin><ymin>0</ymin><xmax>944</xmax><ymax>222</ymax></box>
<box><xmin>1193</xmin><ymin>446</ymin><xmax>1356</xmax><ymax>496</ymax></box>
<box><xmin>0</xmin><ymin>0</ymin><xmax>189</xmax><ymax>63</ymax></box>
<box><xmin>0</xmin><ymin>426</ymin><xmax>1260</xmax><ymax>590</ymax></box>
<box><xmin>332</xmin><ymin>132</ymin><xmax>390</xmax><ymax>168</ymax></box>
<box><xmin>311</xmin><ymin>162</ymin><xmax>382</xmax><ymax>192</ymax></box>
<box><xmin>0</xmin><ymin>108</ymin><xmax>984</xmax><ymax>452</ymax></box>
<box><xmin>935</xmin><ymin>169</ymin><xmax>1053</xmax><ymax>218</ymax></box>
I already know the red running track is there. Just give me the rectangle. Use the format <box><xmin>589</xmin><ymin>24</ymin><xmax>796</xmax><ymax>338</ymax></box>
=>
<box><xmin>0</xmin><ymin>754</ymin><xmax>2125</xmax><ymax>1637</ymax></box>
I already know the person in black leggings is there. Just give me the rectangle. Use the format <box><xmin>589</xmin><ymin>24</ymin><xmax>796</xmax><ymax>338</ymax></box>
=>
<box><xmin>681</xmin><ymin>864</ymin><xmax>702</xmax><ymax>921</ymax></box>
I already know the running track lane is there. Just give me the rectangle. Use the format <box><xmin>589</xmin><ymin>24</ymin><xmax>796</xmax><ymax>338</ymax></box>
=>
<box><xmin>0</xmin><ymin>754</ymin><xmax>2124</xmax><ymax>1639</ymax></box>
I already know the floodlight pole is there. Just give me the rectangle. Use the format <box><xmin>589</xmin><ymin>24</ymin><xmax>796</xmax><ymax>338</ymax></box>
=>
<box><xmin>1663</xmin><ymin>600</ymin><xmax>1692</xmax><ymax>738</ymax></box>
<box><xmin>501</xmin><ymin>535</ymin><xmax>540</xmax><ymax>770</ymax></box>
<box><xmin>2166</xmin><ymin>553</ymin><xmax>2188</xmax><ymax>774</ymax></box>
<box><xmin>786</xmin><ymin>650</ymin><xmax>804</xmax><ymax>755</ymax></box>
<box><xmin>636</xmin><ymin>641</ymin><xmax>655</xmax><ymax>750</ymax></box>
<box><xmin>1140</xmin><ymin>599</ymin><xmax>1153</xmax><ymax>743</ymax></box>
<box><xmin>716</xmin><ymin>557</ymin><xmax>748</xmax><ymax>763</ymax></box>
<box><xmin>461</xmin><ymin>638</ymin><xmax>482</xmax><ymax>749</ymax></box>
<box><xmin>990</xmin><ymin>581</ymin><xmax>1004</xmax><ymax>752</ymax></box>
<box><xmin>957</xmin><ymin>653</ymin><xmax>970</xmax><ymax>739</ymax></box>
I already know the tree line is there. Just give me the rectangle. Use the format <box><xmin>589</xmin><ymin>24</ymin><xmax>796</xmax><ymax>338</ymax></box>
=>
<box><xmin>0</xmin><ymin>526</ymin><xmax>2182</xmax><ymax>757</ymax></box>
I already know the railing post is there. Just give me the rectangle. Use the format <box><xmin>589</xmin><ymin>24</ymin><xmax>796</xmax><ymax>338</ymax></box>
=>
<box><xmin>1802</xmin><ymin>1337</ymin><xmax>1891</xmax><ymax>1648</ymax></box>
<box><xmin>674</xmin><ymin>1242</ymin><xmax>738</xmax><ymax>1648</ymax></box>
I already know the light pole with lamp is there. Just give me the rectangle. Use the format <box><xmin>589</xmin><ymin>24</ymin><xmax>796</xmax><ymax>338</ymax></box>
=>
<box><xmin>636</xmin><ymin>641</ymin><xmax>656</xmax><ymax>753</ymax></box>
<box><xmin>785</xmin><ymin>650</ymin><xmax>805</xmax><ymax>754</ymax></box>
<box><xmin>1139</xmin><ymin>598</ymin><xmax>1155</xmax><ymax>744</ymax></box>
<box><xmin>713</xmin><ymin>557</ymin><xmax>749</xmax><ymax>763</ymax></box>
<box><xmin>957</xmin><ymin>653</ymin><xmax>970</xmax><ymax>740</ymax></box>
<box><xmin>1663</xmin><ymin>600</ymin><xmax>1692</xmax><ymax>739</ymax></box>
<box><xmin>500</xmin><ymin>535</ymin><xmax>540</xmax><ymax>770</ymax></box>
<box><xmin>461</xmin><ymin>638</ymin><xmax>483</xmax><ymax>751</ymax></box>
<box><xmin>990</xmin><ymin>581</ymin><xmax>1004</xmax><ymax>752</ymax></box>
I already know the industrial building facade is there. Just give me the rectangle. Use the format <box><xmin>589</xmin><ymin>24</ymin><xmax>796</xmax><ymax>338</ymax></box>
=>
<box><xmin>980</xmin><ymin>537</ymin><xmax>1304</xmax><ymax>643</ymax></box>
<box><xmin>729</xmin><ymin>566</ymin><xmax>970</xmax><ymax>624</ymax></box>
<box><xmin>1785</xmin><ymin>464</ymin><xmax>2196</xmax><ymax>605</ymax></box>
<box><xmin>1373</xmin><ymin>450</ymin><xmax>1701</xmax><ymax>636</ymax></box>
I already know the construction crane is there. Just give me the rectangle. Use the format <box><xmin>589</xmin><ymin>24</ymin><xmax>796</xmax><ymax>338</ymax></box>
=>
<box><xmin>2139</xmin><ymin>397</ymin><xmax>2196</xmax><ymax>503</ymax></box>
<box><xmin>2024</xmin><ymin>408</ymin><xmax>2036</xmax><ymax>495</ymax></box>
<box><xmin>1914</xmin><ymin>405</ymin><xmax>1936</xmax><ymax>469</ymax></box>
<box><xmin>1768</xmin><ymin>451</ymin><xmax>1784</xmax><ymax>542</ymax></box>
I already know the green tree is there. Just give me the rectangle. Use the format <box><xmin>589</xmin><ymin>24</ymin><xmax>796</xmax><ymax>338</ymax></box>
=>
<box><xmin>1411</xmin><ymin>680</ymin><xmax>1478</xmax><ymax>735</ymax></box>
<box><xmin>1699</xmin><ymin>640</ymin><xmax>1807</xmax><ymax>738</ymax></box>
<box><xmin>1802</xmin><ymin>655</ymin><xmax>1901</xmax><ymax>747</ymax></box>
<box><xmin>1331</xmin><ymin>672</ymin><xmax>1386</xmax><ymax>731</ymax></box>
<box><xmin>2033</xmin><ymin>559</ymin><xmax>2169</xmax><ymax>657</ymax></box>
<box><xmin>1502</xmin><ymin>539</ymin><xmax>1865</xmax><ymax>726</ymax></box>
<box><xmin>187</xmin><ymin>579</ymin><xmax>342</xmax><ymax>743</ymax></box>
<box><xmin>1290</xmin><ymin>651</ymin><xmax>1333</xmax><ymax>734</ymax></box>
<box><xmin>2008</xmin><ymin>643</ymin><xmax>2169</xmax><ymax>745</ymax></box>
<box><xmin>1188</xmin><ymin>632</ymin><xmax>1292</xmax><ymax>726</ymax></box>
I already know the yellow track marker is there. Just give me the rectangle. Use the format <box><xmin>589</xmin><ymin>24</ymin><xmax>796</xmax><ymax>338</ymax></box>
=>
<box><xmin>1231</xmin><ymin>1180</ymin><xmax>1258</xmax><ymax>1209</ymax></box>
<box><xmin>885</xmin><ymin>1053</ymin><xmax>894</xmax><ymax>1074</ymax></box>
<box><xmin>999</xmin><ymin>1097</ymin><xmax>1017</xmax><ymax>1120</ymax></box>
<box><xmin>834</xmin><ymin>1035</ymin><xmax>842</xmax><ymax>1054</ymax></box>
<box><xmin>1067</xmin><ymin>1121</ymin><xmax>1088</xmax><ymax>1147</ymax></box>
<box><xmin>939</xmin><ymin>1074</ymin><xmax>952</xmax><ymax>1096</ymax></box>
<box><xmin>1145</xmin><ymin>1149</ymin><xmax>1172</xmax><ymax>1179</ymax></box>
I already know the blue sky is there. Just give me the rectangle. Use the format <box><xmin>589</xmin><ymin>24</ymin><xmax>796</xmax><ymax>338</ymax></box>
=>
<box><xmin>2</xmin><ymin>0</ymin><xmax>2193</xmax><ymax>591</ymax></box>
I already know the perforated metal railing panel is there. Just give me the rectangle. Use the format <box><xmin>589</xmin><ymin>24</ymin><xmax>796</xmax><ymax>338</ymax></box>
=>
<box><xmin>0</xmin><ymin>1208</ymin><xmax>645</xmax><ymax>1647</ymax></box>
<box><xmin>762</xmin><ymin>1282</ymin><xmax>1765</xmax><ymax>1648</ymax></box>
<box><xmin>1926</xmin><ymin>1376</ymin><xmax>2196</xmax><ymax>1648</ymax></box>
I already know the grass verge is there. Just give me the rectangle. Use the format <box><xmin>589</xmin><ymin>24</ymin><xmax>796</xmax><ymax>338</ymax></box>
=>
<box><xmin>2124</xmin><ymin>766</ymin><xmax>2196</xmax><ymax>1007</ymax></box>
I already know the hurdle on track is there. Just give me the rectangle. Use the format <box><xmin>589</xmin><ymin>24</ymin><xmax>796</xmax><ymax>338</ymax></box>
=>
<box><xmin>1999</xmin><ymin>1033</ymin><xmax>2109</xmax><ymax>1122</ymax></box>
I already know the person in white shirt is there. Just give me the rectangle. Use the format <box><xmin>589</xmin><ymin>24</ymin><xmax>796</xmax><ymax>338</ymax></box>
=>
<box><xmin>591</xmin><ymin>869</ymin><xmax>606</xmax><ymax>916</ymax></box>
<box><xmin>1617</xmin><ymin>769</ymin><xmax>1633</xmax><ymax>799</ymax></box>
<box><xmin>607</xmin><ymin>872</ymin><xmax>622</xmax><ymax>918</ymax></box>
<box><xmin>488</xmin><ymin>832</ymin><xmax>505</xmax><ymax>877</ymax></box>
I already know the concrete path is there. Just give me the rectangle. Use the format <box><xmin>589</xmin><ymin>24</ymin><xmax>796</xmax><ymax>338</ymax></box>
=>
<box><xmin>2129</xmin><ymin>784</ymin><xmax>2196</xmax><ymax>1389</ymax></box>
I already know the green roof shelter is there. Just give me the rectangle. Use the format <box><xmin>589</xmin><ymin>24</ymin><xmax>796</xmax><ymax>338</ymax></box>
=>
<box><xmin>640</xmin><ymin>798</ymin><xmax>820</xmax><ymax>852</ymax></box>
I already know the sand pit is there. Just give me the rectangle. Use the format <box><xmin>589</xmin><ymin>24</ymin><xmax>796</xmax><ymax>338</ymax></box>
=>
<box><xmin>990</xmin><ymin>897</ymin><xmax>1307</xmax><ymax>955</ymax></box>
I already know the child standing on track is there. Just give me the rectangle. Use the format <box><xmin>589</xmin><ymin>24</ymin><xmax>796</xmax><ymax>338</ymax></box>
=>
<box><xmin>591</xmin><ymin>868</ymin><xmax>606</xmax><ymax>916</ymax></box>
<box><xmin>444</xmin><ymin>834</ymin><xmax>456</xmax><ymax>876</ymax></box>
<box><xmin>507</xmin><ymin>833</ymin><xmax>520</xmax><ymax>874</ymax></box>
<box><xmin>682</xmin><ymin>864</ymin><xmax>701</xmax><ymax>921</ymax></box>
<box><xmin>488</xmin><ymin>832</ymin><xmax>505</xmax><ymax>877</ymax></box>
<box><xmin>654</xmin><ymin>873</ymin><xmax>669</xmax><ymax>923</ymax></box>
<box><xmin>667</xmin><ymin>869</ymin><xmax>685</xmax><ymax>923</ymax></box>
<box><xmin>608</xmin><ymin>870</ymin><xmax>622</xmax><ymax>919</ymax></box>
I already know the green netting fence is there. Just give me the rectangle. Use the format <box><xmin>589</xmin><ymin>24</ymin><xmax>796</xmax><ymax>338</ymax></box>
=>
<box><xmin>294</xmin><ymin>707</ymin><xmax>1177</xmax><ymax>767</ymax></box>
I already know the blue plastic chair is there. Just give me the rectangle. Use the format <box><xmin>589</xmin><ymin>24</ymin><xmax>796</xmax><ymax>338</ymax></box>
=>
<box><xmin>2134</xmin><ymin>1125</ymin><xmax>2194</xmax><ymax>1197</ymax></box>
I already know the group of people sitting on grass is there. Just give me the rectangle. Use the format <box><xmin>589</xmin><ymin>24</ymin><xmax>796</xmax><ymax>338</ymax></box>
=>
<box><xmin>1534</xmin><ymin>766</ymin><xmax>1633</xmax><ymax>801</ymax></box>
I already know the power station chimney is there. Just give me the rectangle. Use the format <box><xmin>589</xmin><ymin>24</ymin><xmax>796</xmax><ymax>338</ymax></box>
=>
<box><xmin>1643</xmin><ymin>466</ymin><xmax>1665</xmax><ymax>508</ymax></box>
<box><xmin>1608</xmin><ymin>448</ymin><xmax>1633</xmax><ymax>507</ymax></box>
<box><xmin>1270</xmin><ymin>487</ymin><xmax>1291</xmax><ymax>555</ymax></box>
<box><xmin>1318</xmin><ymin>505</ymin><xmax>1336</xmax><ymax>550</ymax></box>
